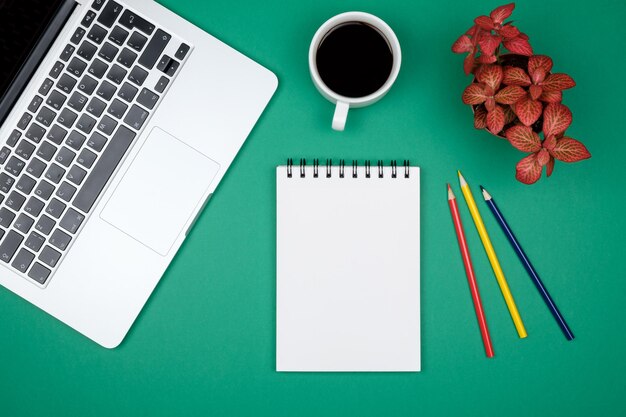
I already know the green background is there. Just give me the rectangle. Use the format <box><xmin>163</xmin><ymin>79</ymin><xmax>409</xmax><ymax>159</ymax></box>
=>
<box><xmin>2</xmin><ymin>0</ymin><xmax>625</xmax><ymax>415</ymax></box>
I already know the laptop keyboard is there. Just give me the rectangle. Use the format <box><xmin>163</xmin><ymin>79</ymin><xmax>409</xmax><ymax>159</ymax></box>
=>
<box><xmin>0</xmin><ymin>0</ymin><xmax>191</xmax><ymax>286</ymax></box>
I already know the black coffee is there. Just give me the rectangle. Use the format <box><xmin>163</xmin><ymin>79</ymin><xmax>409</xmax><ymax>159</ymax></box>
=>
<box><xmin>316</xmin><ymin>22</ymin><xmax>393</xmax><ymax>98</ymax></box>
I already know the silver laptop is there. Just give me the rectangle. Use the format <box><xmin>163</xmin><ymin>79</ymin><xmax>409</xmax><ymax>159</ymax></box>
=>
<box><xmin>0</xmin><ymin>0</ymin><xmax>277</xmax><ymax>347</ymax></box>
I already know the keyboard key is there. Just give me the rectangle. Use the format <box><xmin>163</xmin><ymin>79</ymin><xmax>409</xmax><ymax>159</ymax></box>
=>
<box><xmin>45</xmin><ymin>164</ymin><xmax>66</xmax><ymax>184</ymax></box>
<box><xmin>81</xmin><ymin>10</ymin><xmax>97</xmax><ymax>27</ymax></box>
<box><xmin>138</xmin><ymin>29</ymin><xmax>170</xmax><ymax>69</ymax></box>
<box><xmin>66</xmin><ymin>165</ymin><xmax>87</xmax><ymax>186</ymax></box>
<box><xmin>175</xmin><ymin>43</ymin><xmax>190</xmax><ymax>60</ymax></box>
<box><xmin>25</xmin><ymin>122</ymin><xmax>46</xmax><ymax>144</ymax></box>
<box><xmin>25</xmin><ymin>231</ymin><xmax>46</xmax><ymax>251</ymax></box>
<box><xmin>12</xmin><ymin>248</ymin><xmax>35</xmax><ymax>273</ymax></box>
<box><xmin>39</xmin><ymin>245</ymin><xmax>62</xmax><ymax>268</ymax></box>
<box><xmin>73</xmin><ymin>126</ymin><xmax>135</xmax><ymax>213</ymax></box>
<box><xmin>117</xmin><ymin>82</ymin><xmax>138</xmax><ymax>102</ymax></box>
<box><xmin>87</xmin><ymin>24</ymin><xmax>107</xmax><ymax>44</ymax></box>
<box><xmin>17</xmin><ymin>112</ymin><xmax>32</xmax><ymax>130</ymax></box>
<box><xmin>128</xmin><ymin>66</ymin><xmax>148</xmax><ymax>86</ymax></box>
<box><xmin>5</xmin><ymin>156</ymin><xmax>25</xmax><ymax>176</ymax></box>
<box><xmin>109</xmin><ymin>25</ymin><xmax>129</xmax><ymax>46</ymax></box>
<box><xmin>24</xmin><ymin>197</ymin><xmax>45</xmax><ymax>217</ymax></box>
<box><xmin>49</xmin><ymin>61</ymin><xmax>65</xmax><ymax>79</ymax></box>
<box><xmin>77</xmin><ymin>41</ymin><xmax>98</xmax><ymax>61</ymax></box>
<box><xmin>107</xmin><ymin>64</ymin><xmax>127</xmax><ymax>84</ymax></box>
<box><xmin>46</xmin><ymin>125</ymin><xmax>67</xmax><ymax>145</ymax></box>
<box><xmin>35</xmin><ymin>215</ymin><xmax>56</xmax><ymax>235</ymax></box>
<box><xmin>38</xmin><ymin>79</ymin><xmax>54</xmax><ymax>96</ymax></box>
<box><xmin>0</xmin><ymin>172</ymin><xmax>13</xmax><ymax>192</ymax></box>
<box><xmin>34</xmin><ymin>180</ymin><xmax>55</xmax><ymax>200</ymax></box>
<box><xmin>28</xmin><ymin>96</ymin><xmax>44</xmax><ymax>113</ymax></box>
<box><xmin>96</xmin><ymin>81</ymin><xmax>116</xmax><ymax>100</ymax></box>
<box><xmin>156</xmin><ymin>55</ymin><xmax>172</xmax><ymax>72</ymax></box>
<box><xmin>76</xmin><ymin>114</ymin><xmax>97</xmax><ymax>134</ymax></box>
<box><xmin>0</xmin><ymin>230</ymin><xmax>23</xmax><ymax>263</ymax></box>
<box><xmin>57</xmin><ymin>73</ymin><xmax>77</xmax><ymax>94</ymax></box>
<box><xmin>70</xmin><ymin>27</ymin><xmax>86</xmax><ymax>45</ymax></box>
<box><xmin>7</xmin><ymin>129</ymin><xmax>21</xmax><ymax>147</ymax></box>
<box><xmin>56</xmin><ymin>181</ymin><xmax>77</xmax><ymax>202</ymax></box>
<box><xmin>77</xmin><ymin>149</ymin><xmax>97</xmax><ymax>169</ymax></box>
<box><xmin>92</xmin><ymin>0</ymin><xmax>105</xmax><ymax>11</ymax></box>
<box><xmin>46</xmin><ymin>90</ymin><xmax>66</xmax><ymax>110</ymax></box>
<box><xmin>98</xmin><ymin>42</ymin><xmax>119</xmax><ymax>62</ymax></box>
<box><xmin>49</xmin><ymin>229</ymin><xmax>72</xmax><ymax>251</ymax></box>
<box><xmin>0</xmin><ymin>147</ymin><xmax>10</xmax><ymax>164</ymax></box>
<box><xmin>26</xmin><ymin>158</ymin><xmax>46</xmax><ymax>178</ymax></box>
<box><xmin>28</xmin><ymin>262</ymin><xmax>51</xmax><ymax>284</ymax></box>
<box><xmin>16</xmin><ymin>140</ymin><xmax>35</xmax><ymax>160</ymax></box>
<box><xmin>60</xmin><ymin>208</ymin><xmax>85</xmax><ymax>233</ymax></box>
<box><xmin>127</xmin><ymin>31</ymin><xmax>147</xmax><ymax>52</ymax></box>
<box><xmin>78</xmin><ymin>75</ymin><xmax>98</xmax><ymax>95</ymax></box>
<box><xmin>119</xmin><ymin>10</ymin><xmax>155</xmax><ymax>35</ymax></box>
<box><xmin>13</xmin><ymin>213</ymin><xmax>34</xmax><ymax>234</ymax></box>
<box><xmin>137</xmin><ymin>88</ymin><xmax>159</xmax><ymax>110</ymax></box>
<box><xmin>97</xmin><ymin>0</ymin><xmax>123</xmax><ymax>28</ymax></box>
<box><xmin>154</xmin><ymin>76</ymin><xmax>169</xmax><ymax>93</ymax></box>
<box><xmin>67</xmin><ymin>57</ymin><xmax>87</xmax><ymax>77</ymax></box>
<box><xmin>88</xmin><ymin>58</ymin><xmax>109</xmax><ymax>79</ymax></box>
<box><xmin>36</xmin><ymin>106</ymin><xmax>57</xmax><ymax>127</ymax></box>
<box><xmin>16</xmin><ymin>175</ymin><xmax>36</xmax><ymax>194</ymax></box>
<box><xmin>124</xmin><ymin>105</ymin><xmax>149</xmax><ymax>130</ymax></box>
<box><xmin>46</xmin><ymin>198</ymin><xmax>67</xmax><ymax>219</ymax></box>
<box><xmin>60</xmin><ymin>44</ymin><xmax>75</xmax><ymax>62</ymax></box>
<box><xmin>97</xmin><ymin>115</ymin><xmax>118</xmax><ymax>135</ymax></box>
<box><xmin>107</xmin><ymin>98</ymin><xmax>128</xmax><ymax>119</ymax></box>
<box><xmin>0</xmin><ymin>207</ymin><xmax>15</xmax><ymax>227</ymax></box>
<box><xmin>6</xmin><ymin>191</ymin><xmax>25</xmax><ymax>210</ymax></box>
<box><xmin>86</xmin><ymin>97</ymin><xmax>106</xmax><ymax>117</ymax></box>
<box><xmin>117</xmin><ymin>47</ymin><xmax>137</xmax><ymax>68</ymax></box>
<box><xmin>56</xmin><ymin>147</ymin><xmax>76</xmax><ymax>167</ymax></box>
<box><xmin>57</xmin><ymin>108</ymin><xmax>78</xmax><ymax>129</ymax></box>
<box><xmin>87</xmin><ymin>132</ymin><xmax>107</xmax><ymax>151</ymax></box>
<box><xmin>37</xmin><ymin>141</ymin><xmax>57</xmax><ymax>162</ymax></box>
<box><xmin>164</xmin><ymin>59</ymin><xmax>179</xmax><ymax>76</ymax></box>
<box><xmin>68</xmin><ymin>91</ymin><xmax>88</xmax><ymax>111</ymax></box>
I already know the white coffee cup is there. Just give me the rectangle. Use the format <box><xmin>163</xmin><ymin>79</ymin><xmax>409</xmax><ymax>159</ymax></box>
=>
<box><xmin>308</xmin><ymin>12</ymin><xmax>402</xmax><ymax>131</ymax></box>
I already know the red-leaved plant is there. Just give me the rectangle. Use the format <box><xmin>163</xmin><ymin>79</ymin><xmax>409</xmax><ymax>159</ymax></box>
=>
<box><xmin>451</xmin><ymin>3</ymin><xmax>590</xmax><ymax>184</ymax></box>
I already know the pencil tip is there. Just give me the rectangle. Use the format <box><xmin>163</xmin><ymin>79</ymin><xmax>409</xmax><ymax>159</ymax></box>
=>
<box><xmin>447</xmin><ymin>184</ymin><xmax>455</xmax><ymax>200</ymax></box>
<box><xmin>481</xmin><ymin>187</ymin><xmax>492</xmax><ymax>201</ymax></box>
<box><xmin>457</xmin><ymin>171</ymin><xmax>467</xmax><ymax>186</ymax></box>
<box><xmin>479</xmin><ymin>185</ymin><xmax>485</xmax><ymax>191</ymax></box>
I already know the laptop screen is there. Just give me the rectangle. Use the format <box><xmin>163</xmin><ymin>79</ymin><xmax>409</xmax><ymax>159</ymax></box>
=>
<box><xmin>0</xmin><ymin>0</ymin><xmax>67</xmax><ymax>119</ymax></box>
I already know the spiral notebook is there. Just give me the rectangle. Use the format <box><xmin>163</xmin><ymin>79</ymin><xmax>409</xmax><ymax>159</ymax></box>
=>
<box><xmin>276</xmin><ymin>159</ymin><xmax>420</xmax><ymax>372</ymax></box>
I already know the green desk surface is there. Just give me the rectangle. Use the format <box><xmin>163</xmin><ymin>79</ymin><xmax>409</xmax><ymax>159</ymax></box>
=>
<box><xmin>2</xmin><ymin>0</ymin><xmax>625</xmax><ymax>415</ymax></box>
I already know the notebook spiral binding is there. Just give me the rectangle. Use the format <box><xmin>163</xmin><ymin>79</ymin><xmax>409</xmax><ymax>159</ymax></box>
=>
<box><xmin>286</xmin><ymin>159</ymin><xmax>410</xmax><ymax>179</ymax></box>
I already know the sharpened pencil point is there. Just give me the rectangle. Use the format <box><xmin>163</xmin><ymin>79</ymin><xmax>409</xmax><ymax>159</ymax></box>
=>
<box><xmin>457</xmin><ymin>171</ymin><xmax>467</xmax><ymax>187</ymax></box>
<box><xmin>481</xmin><ymin>187</ymin><xmax>492</xmax><ymax>201</ymax></box>
<box><xmin>447</xmin><ymin>184</ymin><xmax>455</xmax><ymax>200</ymax></box>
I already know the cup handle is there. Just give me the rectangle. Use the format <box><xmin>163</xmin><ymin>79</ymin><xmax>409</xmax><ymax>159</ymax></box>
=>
<box><xmin>332</xmin><ymin>101</ymin><xmax>349</xmax><ymax>131</ymax></box>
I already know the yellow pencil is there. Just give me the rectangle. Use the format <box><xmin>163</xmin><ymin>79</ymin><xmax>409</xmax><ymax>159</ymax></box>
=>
<box><xmin>457</xmin><ymin>171</ymin><xmax>527</xmax><ymax>338</ymax></box>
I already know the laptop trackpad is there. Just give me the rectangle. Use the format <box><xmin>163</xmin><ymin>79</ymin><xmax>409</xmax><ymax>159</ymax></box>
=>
<box><xmin>101</xmin><ymin>127</ymin><xmax>220</xmax><ymax>256</ymax></box>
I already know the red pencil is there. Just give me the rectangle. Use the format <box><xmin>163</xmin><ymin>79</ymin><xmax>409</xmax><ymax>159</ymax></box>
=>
<box><xmin>448</xmin><ymin>184</ymin><xmax>494</xmax><ymax>358</ymax></box>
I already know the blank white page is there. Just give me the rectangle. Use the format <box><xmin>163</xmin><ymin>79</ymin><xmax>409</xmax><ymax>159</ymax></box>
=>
<box><xmin>276</xmin><ymin>164</ymin><xmax>420</xmax><ymax>372</ymax></box>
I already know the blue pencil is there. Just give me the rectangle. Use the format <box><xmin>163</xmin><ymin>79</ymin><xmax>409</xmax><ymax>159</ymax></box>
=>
<box><xmin>480</xmin><ymin>186</ymin><xmax>575</xmax><ymax>341</ymax></box>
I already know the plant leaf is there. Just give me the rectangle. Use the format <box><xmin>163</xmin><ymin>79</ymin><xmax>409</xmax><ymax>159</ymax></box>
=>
<box><xmin>516</xmin><ymin>153</ymin><xmax>543</xmax><ymax>184</ymax></box>
<box><xmin>543</xmin><ymin>134</ymin><xmax>557</xmax><ymax>151</ymax></box>
<box><xmin>551</xmin><ymin>137</ymin><xmax>591</xmax><ymax>162</ymax></box>
<box><xmin>462</xmin><ymin>83</ymin><xmax>487</xmax><ymax>104</ymax></box>
<box><xmin>490</xmin><ymin>3</ymin><xmax>515</xmax><ymax>24</ymax></box>
<box><xmin>531</xmin><ymin>67</ymin><xmax>546</xmax><ymax>84</ymax></box>
<box><xmin>498</xmin><ymin>24</ymin><xmax>520</xmax><ymax>38</ymax></box>
<box><xmin>474</xmin><ymin>106</ymin><xmax>488</xmax><ymax>129</ymax></box>
<box><xmin>546</xmin><ymin>156</ymin><xmax>555</xmax><ymax>177</ymax></box>
<box><xmin>495</xmin><ymin>85</ymin><xmax>526</xmax><ymax>104</ymax></box>
<box><xmin>503</xmin><ymin>67</ymin><xmax>531</xmax><ymax>86</ymax></box>
<box><xmin>474</xmin><ymin>15</ymin><xmax>495</xmax><ymax>30</ymax></box>
<box><xmin>514</xmin><ymin>96</ymin><xmax>543</xmax><ymax>126</ymax></box>
<box><xmin>528</xmin><ymin>55</ymin><xmax>553</xmax><ymax>75</ymax></box>
<box><xmin>504</xmin><ymin>105</ymin><xmax>516</xmax><ymax>124</ymax></box>
<box><xmin>486</xmin><ymin>105</ymin><xmax>505</xmax><ymax>134</ymax></box>
<box><xmin>478</xmin><ymin>33</ymin><xmax>502</xmax><ymax>56</ymax></box>
<box><xmin>477</xmin><ymin>54</ymin><xmax>498</xmax><ymax>64</ymax></box>
<box><xmin>485</xmin><ymin>97</ymin><xmax>496</xmax><ymax>111</ymax></box>
<box><xmin>506</xmin><ymin>125</ymin><xmax>542</xmax><ymax>152</ymax></box>
<box><xmin>542</xmin><ymin>103</ymin><xmax>572</xmax><ymax>136</ymax></box>
<box><xmin>452</xmin><ymin>35</ymin><xmax>474</xmax><ymax>53</ymax></box>
<box><xmin>463</xmin><ymin>52</ymin><xmax>475</xmax><ymax>75</ymax></box>
<box><xmin>529</xmin><ymin>84</ymin><xmax>543</xmax><ymax>100</ymax></box>
<box><xmin>541</xmin><ymin>73</ymin><xmax>576</xmax><ymax>92</ymax></box>
<box><xmin>476</xmin><ymin>64</ymin><xmax>503</xmax><ymax>90</ymax></box>
<box><xmin>537</xmin><ymin>149</ymin><xmax>550</xmax><ymax>166</ymax></box>
<box><xmin>539</xmin><ymin>89</ymin><xmax>562</xmax><ymax>103</ymax></box>
<box><xmin>503</xmin><ymin>36</ymin><xmax>533</xmax><ymax>56</ymax></box>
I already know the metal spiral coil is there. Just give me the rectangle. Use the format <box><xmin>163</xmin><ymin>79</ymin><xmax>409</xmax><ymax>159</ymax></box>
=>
<box><xmin>286</xmin><ymin>159</ymin><xmax>411</xmax><ymax>178</ymax></box>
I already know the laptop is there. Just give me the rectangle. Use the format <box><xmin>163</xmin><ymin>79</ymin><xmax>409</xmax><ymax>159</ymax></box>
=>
<box><xmin>0</xmin><ymin>0</ymin><xmax>277</xmax><ymax>347</ymax></box>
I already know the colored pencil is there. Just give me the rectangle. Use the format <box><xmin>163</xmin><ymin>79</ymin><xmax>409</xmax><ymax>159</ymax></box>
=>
<box><xmin>448</xmin><ymin>184</ymin><xmax>495</xmax><ymax>357</ymax></box>
<box><xmin>481</xmin><ymin>186</ymin><xmax>575</xmax><ymax>341</ymax></box>
<box><xmin>457</xmin><ymin>171</ymin><xmax>527</xmax><ymax>338</ymax></box>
